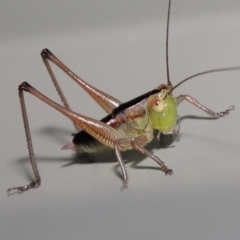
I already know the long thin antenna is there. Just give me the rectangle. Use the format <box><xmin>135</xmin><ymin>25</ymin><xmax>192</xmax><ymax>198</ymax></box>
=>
<box><xmin>171</xmin><ymin>66</ymin><xmax>240</xmax><ymax>92</ymax></box>
<box><xmin>166</xmin><ymin>0</ymin><xmax>172</xmax><ymax>87</ymax></box>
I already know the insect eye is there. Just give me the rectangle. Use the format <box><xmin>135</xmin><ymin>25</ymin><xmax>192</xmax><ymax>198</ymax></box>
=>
<box><xmin>150</xmin><ymin>97</ymin><xmax>164</xmax><ymax>112</ymax></box>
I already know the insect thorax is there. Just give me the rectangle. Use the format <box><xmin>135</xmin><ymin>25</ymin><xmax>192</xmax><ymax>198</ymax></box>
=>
<box><xmin>108</xmin><ymin>99</ymin><xmax>154</xmax><ymax>144</ymax></box>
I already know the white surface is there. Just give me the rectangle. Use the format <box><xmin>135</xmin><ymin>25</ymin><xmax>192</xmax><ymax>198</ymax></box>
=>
<box><xmin>1</xmin><ymin>0</ymin><xmax>240</xmax><ymax>239</ymax></box>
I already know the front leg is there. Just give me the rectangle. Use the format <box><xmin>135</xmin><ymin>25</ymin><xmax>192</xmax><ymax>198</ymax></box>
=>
<box><xmin>176</xmin><ymin>94</ymin><xmax>234</xmax><ymax>118</ymax></box>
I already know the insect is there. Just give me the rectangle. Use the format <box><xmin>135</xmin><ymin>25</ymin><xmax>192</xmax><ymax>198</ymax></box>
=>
<box><xmin>8</xmin><ymin>0</ymin><xmax>240</xmax><ymax>195</ymax></box>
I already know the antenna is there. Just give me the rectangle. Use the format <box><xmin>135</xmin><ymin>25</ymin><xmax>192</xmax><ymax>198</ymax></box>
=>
<box><xmin>166</xmin><ymin>0</ymin><xmax>172</xmax><ymax>87</ymax></box>
<box><xmin>171</xmin><ymin>67</ymin><xmax>240</xmax><ymax>92</ymax></box>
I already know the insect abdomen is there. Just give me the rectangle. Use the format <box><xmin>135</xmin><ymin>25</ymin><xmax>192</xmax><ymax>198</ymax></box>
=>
<box><xmin>73</xmin><ymin>130</ymin><xmax>109</xmax><ymax>153</ymax></box>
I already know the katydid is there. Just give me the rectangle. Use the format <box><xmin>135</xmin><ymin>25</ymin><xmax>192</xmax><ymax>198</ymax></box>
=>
<box><xmin>8</xmin><ymin>0</ymin><xmax>240</xmax><ymax>195</ymax></box>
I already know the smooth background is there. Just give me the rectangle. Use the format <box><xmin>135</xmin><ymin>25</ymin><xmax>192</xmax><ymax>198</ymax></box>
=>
<box><xmin>1</xmin><ymin>0</ymin><xmax>240</xmax><ymax>239</ymax></box>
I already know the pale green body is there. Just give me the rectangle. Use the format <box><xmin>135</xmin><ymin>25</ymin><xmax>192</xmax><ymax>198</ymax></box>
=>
<box><xmin>116</xmin><ymin>89</ymin><xmax>177</xmax><ymax>145</ymax></box>
<box><xmin>75</xmin><ymin>86</ymin><xmax>178</xmax><ymax>152</ymax></box>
